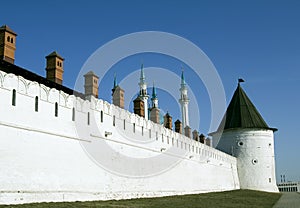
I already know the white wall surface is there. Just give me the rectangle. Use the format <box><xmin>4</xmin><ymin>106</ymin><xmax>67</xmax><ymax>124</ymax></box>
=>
<box><xmin>0</xmin><ymin>71</ymin><xmax>240</xmax><ymax>204</ymax></box>
<box><xmin>214</xmin><ymin>129</ymin><xmax>278</xmax><ymax>193</ymax></box>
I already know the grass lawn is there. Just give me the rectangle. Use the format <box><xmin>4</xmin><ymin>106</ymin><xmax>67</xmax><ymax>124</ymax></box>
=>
<box><xmin>0</xmin><ymin>190</ymin><xmax>281</xmax><ymax>208</ymax></box>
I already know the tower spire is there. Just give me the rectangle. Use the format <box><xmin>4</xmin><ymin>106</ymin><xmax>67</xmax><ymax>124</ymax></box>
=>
<box><xmin>181</xmin><ymin>67</ymin><xmax>186</xmax><ymax>86</ymax></box>
<box><xmin>138</xmin><ymin>63</ymin><xmax>149</xmax><ymax>120</ymax></box>
<box><xmin>151</xmin><ymin>82</ymin><xmax>158</xmax><ymax>108</ymax></box>
<box><xmin>179</xmin><ymin>68</ymin><xmax>190</xmax><ymax>134</ymax></box>
<box><xmin>140</xmin><ymin>63</ymin><xmax>145</xmax><ymax>82</ymax></box>
<box><xmin>113</xmin><ymin>72</ymin><xmax>117</xmax><ymax>89</ymax></box>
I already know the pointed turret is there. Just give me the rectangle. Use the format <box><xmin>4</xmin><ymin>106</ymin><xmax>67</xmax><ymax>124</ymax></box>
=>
<box><xmin>217</xmin><ymin>83</ymin><xmax>276</xmax><ymax>131</ymax></box>
<box><xmin>210</xmin><ymin>81</ymin><xmax>278</xmax><ymax>193</ymax></box>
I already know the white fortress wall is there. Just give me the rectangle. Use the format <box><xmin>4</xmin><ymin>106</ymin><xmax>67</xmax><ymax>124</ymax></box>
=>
<box><xmin>0</xmin><ymin>70</ymin><xmax>240</xmax><ymax>204</ymax></box>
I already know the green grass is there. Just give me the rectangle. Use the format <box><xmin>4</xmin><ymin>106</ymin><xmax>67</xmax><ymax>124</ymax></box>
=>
<box><xmin>1</xmin><ymin>190</ymin><xmax>281</xmax><ymax>208</ymax></box>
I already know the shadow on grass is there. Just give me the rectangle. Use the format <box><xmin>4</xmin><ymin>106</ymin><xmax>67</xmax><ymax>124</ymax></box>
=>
<box><xmin>0</xmin><ymin>190</ymin><xmax>281</xmax><ymax>208</ymax></box>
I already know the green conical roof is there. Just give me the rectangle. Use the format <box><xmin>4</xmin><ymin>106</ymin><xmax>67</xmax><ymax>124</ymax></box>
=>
<box><xmin>217</xmin><ymin>84</ymin><xmax>276</xmax><ymax>131</ymax></box>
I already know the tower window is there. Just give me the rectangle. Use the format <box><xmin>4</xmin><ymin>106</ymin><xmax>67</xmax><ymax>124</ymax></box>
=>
<box><xmin>113</xmin><ymin>115</ymin><xmax>115</xmax><ymax>126</ymax></box>
<box><xmin>88</xmin><ymin>112</ymin><xmax>90</xmax><ymax>125</ymax></box>
<box><xmin>7</xmin><ymin>36</ymin><xmax>10</xmax><ymax>42</ymax></box>
<box><xmin>12</xmin><ymin>89</ymin><xmax>16</xmax><ymax>106</ymax></box>
<box><xmin>72</xmin><ymin>107</ymin><xmax>75</xmax><ymax>121</ymax></box>
<box><xmin>123</xmin><ymin>119</ymin><xmax>126</xmax><ymax>130</ymax></box>
<box><xmin>55</xmin><ymin>102</ymin><xmax>58</xmax><ymax>117</ymax></box>
<box><xmin>11</xmin><ymin>38</ymin><xmax>13</xmax><ymax>44</ymax></box>
<box><xmin>156</xmin><ymin>132</ymin><xmax>158</xmax><ymax>140</ymax></box>
<box><xmin>35</xmin><ymin>96</ymin><xmax>39</xmax><ymax>112</ymax></box>
<box><xmin>142</xmin><ymin>126</ymin><xmax>144</xmax><ymax>135</ymax></box>
<box><xmin>133</xmin><ymin>123</ymin><xmax>135</xmax><ymax>133</ymax></box>
<box><xmin>57</xmin><ymin>61</ymin><xmax>59</xmax><ymax>66</ymax></box>
<box><xmin>269</xmin><ymin>178</ymin><xmax>272</xmax><ymax>183</ymax></box>
<box><xmin>149</xmin><ymin>129</ymin><xmax>151</xmax><ymax>138</ymax></box>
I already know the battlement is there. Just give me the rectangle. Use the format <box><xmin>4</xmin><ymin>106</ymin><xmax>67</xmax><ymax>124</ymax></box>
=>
<box><xmin>0</xmin><ymin>66</ymin><xmax>235</xmax><ymax>166</ymax></box>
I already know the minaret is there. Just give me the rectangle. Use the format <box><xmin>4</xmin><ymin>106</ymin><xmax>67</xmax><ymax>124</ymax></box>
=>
<box><xmin>138</xmin><ymin>64</ymin><xmax>149</xmax><ymax>120</ymax></box>
<box><xmin>209</xmin><ymin>80</ymin><xmax>279</xmax><ymax>193</ymax></box>
<box><xmin>179</xmin><ymin>70</ymin><xmax>190</xmax><ymax>134</ymax></box>
<box><xmin>0</xmin><ymin>25</ymin><xmax>17</xmax><ymax>64</ymax></box>
<box><xmin>150</xmin><ymin>83</ymin><xmax>160</xmax><ymax>124</ymax></box>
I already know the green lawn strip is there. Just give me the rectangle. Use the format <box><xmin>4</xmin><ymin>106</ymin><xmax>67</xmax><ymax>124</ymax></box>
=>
<box><xmin>0</xmin><ymin>190</ymin><xmax>281</xmax><ymax>208</ymax></box>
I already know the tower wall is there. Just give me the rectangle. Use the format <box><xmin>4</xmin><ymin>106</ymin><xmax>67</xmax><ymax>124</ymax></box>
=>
<box><xmin>214</xmin><ymin>129</ymin><xmax>278</xmax><ymax>192</ymax></box>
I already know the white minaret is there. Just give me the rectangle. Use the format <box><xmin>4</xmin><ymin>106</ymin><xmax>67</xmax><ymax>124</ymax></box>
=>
<box><xmin>179</xmin><ymin>70</ymin><xmax>190</xmax><ymax>134</ymax></box>
<box><xmin>138</xmin><ymin>64</ymin><xmax>149</xmax><ymax>120</ymax></box>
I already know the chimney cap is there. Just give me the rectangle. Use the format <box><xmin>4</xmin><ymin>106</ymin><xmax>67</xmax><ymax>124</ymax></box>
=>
<box><xmin>46</xmin><ymin>51</ymin><xmax>64</xmax><ymax>60</ymax></box>
<box><xmin>0</xmin><ymin>25</ymin><xmax>17</xmax><ymax>35</ymax></box>
<box><xmin>84</xmin><ymin>70</ymin><xmax>99</xmax><ymax>78</ymax></box>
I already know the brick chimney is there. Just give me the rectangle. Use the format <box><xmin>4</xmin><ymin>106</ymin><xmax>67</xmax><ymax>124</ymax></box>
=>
<box><xmin>199</xmin><ymin>134</ymin><xmax>205</xmax><ymax>144</ymax></box>
<box><xmin>46</xmin><ymin>51</ymin><xmax>64</xmax><ymax>84</ymax></box>
<box><xmin>193</xmin><ymin>130</ymin><xmax>199</xmax><ymax>141</ymax></box>
<box><xmin>184</xmin><ymin>126</ymin><xmax>191</xmax><ymax>138</ymax></box>
<box><xmin>175</xmin><ymin>119</ymin><xmax>182</xmax><ymax>133</ymax></box>
<box><xmin>133</xmin><ymin>96</ymin><xmax>145</xmax><ymax>117</ymax></box>
<box><xmin>0</xmin><ymin>25</ymin><xmax>17</xmax><ymax>64</ymax></box>
<box><xmin>164</xmin><ymin>112</ymin><xmax>172</xmax><ymax>130</ymax></box>
<box><xmin>84</xmin><ymin>71</ymin><xmax>99</xmax><ymax>98</ymax></box>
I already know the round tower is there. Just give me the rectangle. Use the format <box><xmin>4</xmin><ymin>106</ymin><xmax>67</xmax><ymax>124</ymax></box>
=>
<box><xmin>210</xmin><ymin>82</ymin><xmax>278</xmax><ymax>192</ymax></box>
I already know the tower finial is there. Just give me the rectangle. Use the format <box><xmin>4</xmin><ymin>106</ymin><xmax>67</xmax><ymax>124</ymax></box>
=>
<box><xmin>181</xmin><ymin>67</ymin><xmax>185</xmax><ymax>85</ymax></box>
<box><xmin>152</xmin><ymin>81</ymin><xmax>157</xmax><ymax>99</ymax></box>
<box><xmin>238</xmin><ymin>78</ymin><xmax>245</xmax><ymax>86</ymax></box>
<box><xmin>140</xmin><ymin>62</ymin><xmax>145</xmax><ymax>81</ymax></box>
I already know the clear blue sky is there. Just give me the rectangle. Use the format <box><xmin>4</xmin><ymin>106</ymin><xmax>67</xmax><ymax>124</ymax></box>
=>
<box><xmin>1</xmin><ymin>0</ymin><xmax>300</xmax><ymax>181</ymax></box>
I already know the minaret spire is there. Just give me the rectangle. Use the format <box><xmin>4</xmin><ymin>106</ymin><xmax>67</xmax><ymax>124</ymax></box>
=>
<box><xmin>179</xmin><ymin>68</ymin><xmax>190</xmax><ymax>134</ymax></box>
<box><xmin>151</xmin><ymin>82</ymin><xmax>158</xmax><ymax>108</ymax></box>
<box><xmin>113</xmin><ymin>72</ymin><xmax>117</xmax><ymax>89</ymax></box>
<box><xmin>138</xmin><ymin>63</ymin><xmax>149</xmax><ymax>119</ymax></box>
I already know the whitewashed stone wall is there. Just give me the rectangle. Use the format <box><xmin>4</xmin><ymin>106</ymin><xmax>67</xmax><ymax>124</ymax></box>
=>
<box><xmin>0</xmin><ymin>70</ymin><xmax>240</xmax><ymax>204</ymax></box>
<box><xmin>214</xmin><ymin>129</ymin><xmax>278</xmax><ymax>192</ymax></box>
